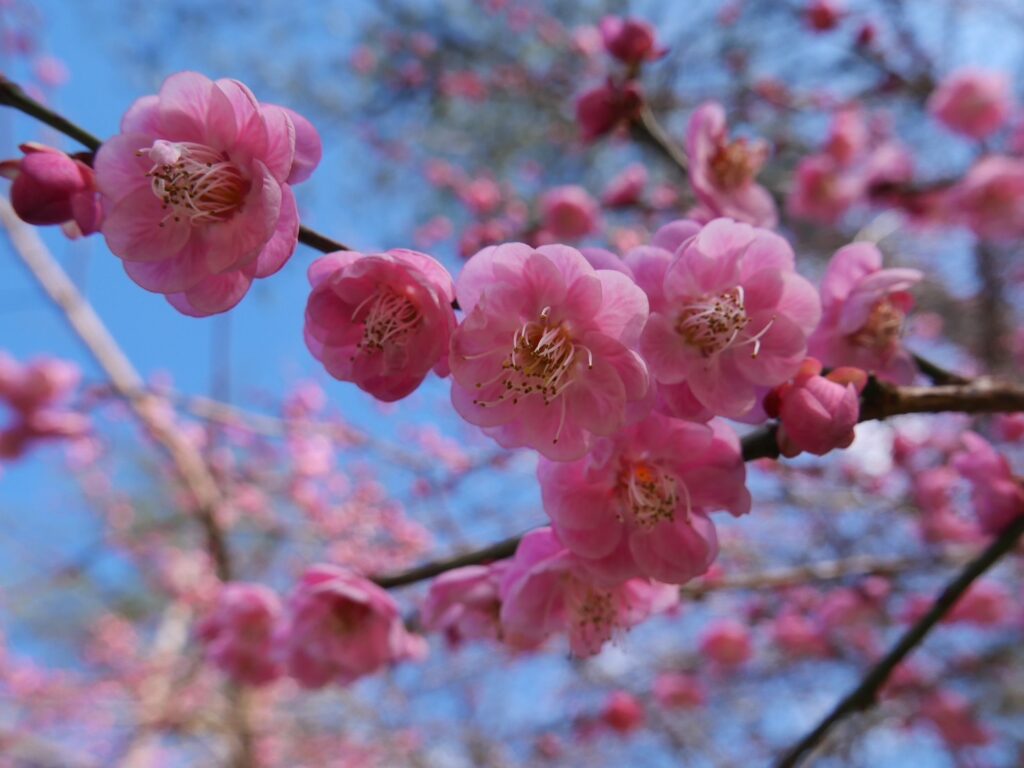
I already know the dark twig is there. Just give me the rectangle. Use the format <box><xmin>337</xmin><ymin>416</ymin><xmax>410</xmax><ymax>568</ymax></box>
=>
<box><xmin>630</xmin><ymin>104</ymin><xmax>689</xmax><ymax>177</ymax></box>
<box><xmin>911</xmin><ymin>352</ymin><xmax>970</xmax><ymax>386</ymax></box>
<box><xmin>373</xmin><ymin>534</ymin><xmax>523</xmax><ymax>588</ymax></box>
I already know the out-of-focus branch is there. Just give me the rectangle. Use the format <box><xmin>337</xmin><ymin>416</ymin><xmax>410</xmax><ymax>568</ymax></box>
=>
<box><xmin>630</xmin><ymin>104</ymin><xmax>689</xmax><ymax>177</ymax></box>
<box><xmin>974</xmin><ymin>243</ymin><xmax>1009</xmax><ymax>374</ymax></box>
<box><xmin>0</xmin><ymin>76</ymin><xmax>351</xmax><ymax>253</ymax></box>
<box><xmin>775</xmin><ymin>514</ymin><xmax>1024</xmax><ymax>768</ymax></box>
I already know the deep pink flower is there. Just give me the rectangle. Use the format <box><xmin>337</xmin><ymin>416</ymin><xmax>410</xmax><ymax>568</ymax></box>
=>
<box><xmin>772</xmin><ymin>612</ymin><xmax>830</xmax><ymax>657</ymax></box>
<box><xmin>928</xmin><ymin>68</ymin><xmax>1013</xmax><ymax>140</ymax></box>
<box><xmin>304</xmin><ymin>249</ymin><xmax>456</xmax><ymax>402</ymax></box>
<box><xmin>575</xmin><ymin>80</ymin><xmax>644</xmax><ymax>142</ymax></box>
<box><xmin>652</xmin><ymin>672</ymin><xmax>706</xmax><ymax>709</ymax></box>
<box><xmin>805</xmin><ymin>0</ymin><xmax>844</xmax><ymax>32</ymax></box>
<box><xmin>686</xmin><ymin>102</ymin><xmax>777</xmax><ymax>227</ymax></box>
<box><xmin>598</xmin><ymin>17</ymin><xmax>664</xmax><ymax>66</ymax></box>
<box><xmin>766</xmin><ymin>359</ymin><xmax>866</xmax><ymax>458</ymax></box>
<box><xmin>282</xmin><ymin>564</ymin><xmax>424</xmax><ymax>688</ymax></box>
<box><xmin>639</xmin><ymin>219</ymin><xmax>821</xmax><ymax>419</ymax></box>
<box><xmin>952</xmin><ymin>432</ymin><xmax>1024</xmax><ymax>534</ymax></box>
<box><xmin>498</xmin><ymin>528</ymin><xmax>677</xmax><ymax>657</ymax></box>
<box><xmin>602</xmin><ymin>163</ymin><xmax>647</xmax><ymax>208</ymax></box>
<box><xmin>0</xmin><ymin>355</ymin><xmax>89</xmax><ymax>459</ymax></box>
<box><xmin>450</xmin><ymin>243</ymin><xmax>649</xmax><ymax>461</ymax></box>
<box><xmin>197</xmin><ymin>583</ymin><xmax>283</xmax><ymax>686</ymax></box>
<box><xmin>787</xmin><ymin>154</ymin><xmax>863</xmax><ymax>225</ymax></box>
<box><xmin>539</xmin><ymin>185</ymin><xmax>599</xmax><ymax>241</ymax></box>
<box><xmin>699</xmin><ymin>618</ymin><xmax>752</xmax><ymax>666</ymax></box>
<box><xmin>538</xmin><ymin>413</ymin><xmax>749</xmax><ymax>585</ymax></box>
<box><xmin>808</xmin><ymin>242</ymin><xmax>922</xmax><ymax>384</ymax></box>
<box><xmin>600</xmin><ymin>691</ymin><xmax>645</xmax><ymax>734</ymax></box>
<box><xmin>420</xmin><ymin>563</ymin><xmax>506</xmax><ymax>647</ymax></box>
<box><xmin>950</xmin><ymin>155</ymin><xmax>1024</xmax><ymax>241</ymax></box>
<box><xmin>94</xmin><ymin>72</ymin><xmax>321</xmax><ymax>316</ymax></box>
<box><xmin>920</xmin><ymin>691</ymin><xmax>992</xmax><ymax>748</ymax></box>
<box><xmin>0</xmin><ymin>143</ymin><xmax>102</xmax><ymax>236</ymax></box>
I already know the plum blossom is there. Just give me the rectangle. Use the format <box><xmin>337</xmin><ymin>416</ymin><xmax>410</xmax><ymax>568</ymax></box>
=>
<box><xmin>0</xmin><ymin>354</ymin><xmax>89</xmax><ymax>459</ymax></box>
<box><xmin>94</xmin><ymin>71</ymin><xmax>321</xmax><ymax>316</ymax></box>
<box><xmin>652</xmin><ymin>672</ymin><xmax>706</xmax><ymax>709</ymax></box>
<box><xmin>450</xmin><ymin>243</ymin><xmax>649</xmax><ymax>461</ymax></box>
<box><xmin>282</xmin><ymin>564</ymin><xmax>424</xmax><ymax>688</ymax></box>
<box><xmin>498</xmin><ymin>528</ymin><xmax>677</xmax><ymax>657</ymax></box>
<box><xmin>640</xmin><ymin>218</ymin><xmax>821</xmax><ymax>419</ymax></box>
<box><xmin>538</xmin><ymin>413</ymin><xmax>749</xmax><ymax>585</ymax></box>
<box><xmin>686</xmin><ymin>102</ymin><xmax>777</xmax><ymax>227</ymax></box>
<box><xmin>575</xmin><ymin>80</ymin><xmax>644</xmax><ymax>142</ymax></box>
<box><xmin>539</xmin><ymin>185</ymin><xmax>599</xmax><ymax>241</ymax></box>
<box><xmin>950</xmin><ymin>156</ymin><xmax>1024</xmax><ymax>241</ymax></box>
<box><xmin>304</xmin><ymin>249</ymin><xmax>456</xmax><ymax>402</ymax></box>
<box><xmin>0</xmin><ymin>142</ymin><xmax>102</xmax><ymax>237</ymax></box>
<box><xmin>808</xmin><ymin>242</ymin><xmax>922</xmax><ymax>384</ymax></box>
<box><xmin>787</xmin><ymin>154</ymin><xmax>864</xmax><ymax>225</ymax></box>
<box><xmin>952</xmin><ymin>432</ymin><xmax>1024</xmax><ymax>534</ymax></box>
<box><xmin>699</xmin><ymin>618</ymin><xmax>753</xmax><ymax>666</ymax></box>
<box><xmin>928</xmin><ymin>68</ymin><xmax>1013</xmax><ymax>140</ymax></box>
<box><xmin>805</xmin><ymin>0</ymin><xmax>845</xmax><ymax>32</ymax></box>
<box><xmin>420</xmin><ymin>563</ymin><xmax>506</xmax><ymax>647</ymax></box>
<box><xmin>598</xmin><ymin>17</ymin><xmax>664</xmax><ymax>66</ymax></box>
<box><xmin>197</xmin><ymin>583</ymin><xmax>283</xmax><ymax>686</ymax></box>
<box><xmin>600</xmin><ymin>691</ymin><xmax>645</xmax><ymax>734</ymax></box>
<box><xmin>601</xmin><ymin>163</ymin><xmax>647</xmax><ymax>208</ymax></box>
<box><xmin>766</xmin><ymin>359</ymin><xmax>866</xmax><ymax>458</ymax></box>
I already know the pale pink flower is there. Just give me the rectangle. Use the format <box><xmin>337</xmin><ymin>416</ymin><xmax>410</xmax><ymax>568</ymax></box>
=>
<box><xmin>600</xmin><ymin>691</ymin><xmax>644</xmax><ymax>734</ymax></box>
<box><xmin>0</xmin><ymin>142</ymin><xmax>102</xmax><ymax>236</ymax></box>
<box><xmin>808</xmin><ymin>242</ymin><xmax>922</xmax><ymax>384</ymax></box>
<box><xmin>539</xmin><ymin>185</ymin><xmax>599</xmax><ymax>241</ymax></box>
<box><xmin>766</xmin><ymin>359</ymin><xmax>866</xmax><ymax>457</ymax></box>
<box><xmin>420</xmin><ymin>563</ymin><xmax>506</xmax><ymax>647</ymax></box>
<box><xmin>928</xmin><ymin>68</ymin><xmax>1013</xmax><ymax>140</ymax></box>
<box><xmin>602</xmin><ymin>163</ymin><xmax>647</xmax><ymax>208</ymax></box>
<box><xmin>94</xmin><ymin>72</ymin><xmax>321</xmax><ymax>316</ymax></box>
<box><xmin>699</xmin><ymin>618</ymin><xmax>752</xmax><ymax>666</ymax></box>
<box><xmin>450</xmin><ymin>243</ymin><xmax>649</xmax><ymax>461</ymax></box>
<box><xmin>538</xmin><ymin>413</ymin><xmax>748</xmax><ymax>585</ymax></box>
<box><xmin>575</xmin><ymin>80</ymin><xmax>644</xmax><ymax>142</ymax></box>
<box><xmin>686</xmin><ymin>102</ymin><xmax>777</xmax><ymax>227</ymax></box>
<box><xmin>950</xmin><ymin>155</ymin><xmax>1024</xmax><ymax>241</ymax></box>
<box><xmin>304</xmin><ymin>249</ymin><xmax>456</xmax><ymax>402</ymax></box>
<box><xmin>952</xmin><ymin>432</ymin><xmax>1024</xmax><ymax>534</ymax></box>
<box><xmin>640</xmin><ymin>219</ymin><xmax>821</xmax><ymax>419</ymax></box>
<box><xmin>498</xmin><ymin>528</ymin><xmax>677</xmax><ymax>657</ymax></box>
<box><xmin>197</xmin><ymin>583</ymin><xmax>283</xmax><ymax>686</ymax></box>
<box><xmin>652</xmin><ymin>672</ymin><xmax>706</xmax><ymax>709</ymax></box>
<box><xmin>598</xmin><ymin>17</ymin><xmax>664</xmax><ymax>66</ymax></box>
<box><xmin>282</xmin><ymin>564</ymin><xmax>424</xmax><ymax>687</ymax></box>
<box><xmin>787</xmin><ymin>154</ymin><xmax>864</xmax><ymax>225</ymax></box>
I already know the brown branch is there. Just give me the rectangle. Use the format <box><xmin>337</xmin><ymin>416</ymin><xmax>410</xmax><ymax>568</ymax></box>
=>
<box><xmin>373</xmin><ymin>534</ymin><xmax>523</xmax><ymax>588</ymax></box>
<box><xmin>630</xmin><ymin>104</ymin><xmax>689</xmax><ymax>177</ymax></box>
<box><xmin>775</xmin><ymin>514</ymin><xmax>1024</xmax><ymax>767</ymax></box>
<box><xmin>910</xmin><ymin>352</ymin><xmax>970</xmax><ymax>386</ymax></box>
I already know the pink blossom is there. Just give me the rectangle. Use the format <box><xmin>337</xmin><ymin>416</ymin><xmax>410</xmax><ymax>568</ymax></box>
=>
<box><xmin>824</xmin><ymin>107</ymin><xmax>869</xmax><ymax>167</ymax></box>
<box><xmin>772</xmin><ymin>612</ymin><xmax>830</xmax><ymax>657</ymax></box>
<box><xmin>652</xmin><ymin>672</ymin><xmax>706</xmax><ymax>709</ymax></box>
<box><xmin>0</xmin><ymin>142</ymin><xmax>102</xmax><ymax>236</ymax></box>
<box><xmin>766</xmin><ymin>359</ymin><xmax>866</xmax><ymax>457</ymax></box>
<box><xmin>282</xmin><ymin>564</ymin><xmax>424</xmax><ymax>688</ymax></box>
<box><xmin>420</xmin><ymin>563</ymin><xmax>506</xmax><ymax>646</ymax></box>
<box><xmin>787</xmin><ymin>154</ymin><xmax>863</xmax><ymax>225</ymax></box>
<box><xmin>920</xmin><ymin>691</ymin><xmax>992</xmax><ymax>748</ymax></box>
<box><xmin>686</xmin><ymin>102</ymin><xmax>777</xmax><ymax>227</ymax></box>
<box><xmin>950</xmin><ymin>155</ymin><xmax>1024</xmax><ymax>241</ymax></box>
<box><xmin>639</xmin><ymin>219</ymin><xmax>821</xmax><ymax>419</ymax></box>
<box><xmin>808</xmin><ymin>242</ymin><xmax>922</xmax><ymax>384</ymax></box>
<box><xmin>0</xmin><ymin>355</ymin><xmax>89</xmax><ymax>459</ymax></box>
<box><xmin>575</xmin><ymin>80</ymin><xmax>644</xmax><ymax>142</ymax></box>
<box><xmin>94</xmin><ymin>72</ymin><xmax>321</xmax><ymax>316</ymax></box>
<box><xmin>952</xmin><ymin>432</ymin><xmax>1024</xmax><ymax>534</ymax></box>
<box><xmin>450</xmin><ymin>243</ymin><xmax>649</xmax><ymax>461</ymax></box>
<box><xmin>601</xmin><ymin>163</ymin><xmax>647</xmax><ymax>208</ymax></box>
<box><xmin>538</xmin><ymin>413</ymin><xmax>749</xmax><ymax>585</ymax></box>
<box><xmin>598</xmin><ymin>17</ymin><xmax>663</xmax><ymax>66</ymax></box>
<box><xmin>805</xmin><ymin>0</ymin><xmax>844</xmax><ymax>32</ymax></box>
<box><xmin>600</xmin><ymin>691</ymin><xmax>644</xmax><ymax>734</ymax></box>
<box><xmin>498</xmin><ymin>528</ymin><xmax>677</xmax><ymax>657</ymax></box>
<box><xmin>928</xmin><ymin>68</ymin><xmax>1013</xmax><ymax>140</ymax></box>
<box><xmin>699</xmin><ymin>618</ymin><xmax>753</xmax><ymax>666</ymax></box>
<box><xmin>305</xmin><ymin>249</ymin><xmax>456</xmax><ymax>402</ymax></box>
<box><xmin>197</xmin><ymin>583</ymin><xmax>283</xmax><ymax>686</ymax></box>
<box><xmin>539</xmin><ymin>185</ymin><xmax>599</xmax><ymax>240</ymax></box>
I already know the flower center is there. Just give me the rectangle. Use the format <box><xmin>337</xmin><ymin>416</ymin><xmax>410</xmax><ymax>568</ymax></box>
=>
<box><xmin>350</xmin><ymin>287</ymin><xmax>422</xmax><ymax>356</ymax></box>
<box><xmin>568</xmin><ymin>582</ymin><xmax>618</xmax><ymax>651</ymax></box>
<box><xmin>849</xmin><ymin>297</ymin><xmax>904</xmax><ymax>353</ymax></box>
<box><xmin>141</xmin><ymin>140</ymin><xmax>249</xmax><ymax>225</ymax></box>
<box><xmin>676</xmin><ymin>286</ymin><xmax>773</xmax><ymax>358</ymax></box>
<box><xmin>710</xmin><ymin>139</ymin><xmax>765</xmax><ymax>191</ymax></box>
<box><xmin>618</xmin><ymin>461</ymin><xmax>686</xmax><ymax>529</ymax></box>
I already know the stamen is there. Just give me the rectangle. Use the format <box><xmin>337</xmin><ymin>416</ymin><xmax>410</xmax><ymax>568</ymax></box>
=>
<box><xmin>140</xmin><ymin>141</ymin><xmax>248</xmax><ymax>225</ymax></box>
<box><xmin>675</xmin><ymin>286</ymin><xmax>752</xmax><ymax>357</ymax></box>
<box><xmin>849</xmin><ymin>298</ymin><xmax>905</xmax><ymax>353</ymax></box>
<box><xmin>619</xmin><ymin>461</ymin><xmax>680</xmax><ymax>529</ymax></box>
<box><xmin>349</xmin><ymin>287</ymin><xmax>422</xmax><ymax>360</ymax></box>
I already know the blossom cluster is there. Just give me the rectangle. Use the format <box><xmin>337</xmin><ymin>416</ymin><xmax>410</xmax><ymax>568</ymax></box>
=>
<box><xmin>0</xmin><ymin>354</ymin><xmax>88</xmax><ymax>459</ymax></box>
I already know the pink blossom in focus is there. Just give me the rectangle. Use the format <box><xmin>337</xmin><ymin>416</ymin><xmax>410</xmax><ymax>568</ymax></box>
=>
<box><xmin>420</xmin><ymin>563</ymin><xmax>506</xmax><ymax>647</ymax></box>
<box><xmin>950</xmin><ymin>156</ymin><xmax>1024</xmax><ymax>241</ymax></box>
<box><xmin>282</xmin><ymin>564</ymin><xmax>424</xmax><ymax>688</ymax></box>
<box><xmin>197</xmin><ymin>583</ymin><xmax>283</xmax><ymax>686</ymax></box>
<box><xmin>652</xmin><ymin>672</ymin><xmax>706</xmax><ymax>709</ymax></box>
<box><xmin>766</xmin><ymin>358</ymin><xmax>866</xmax><ymax>458</ymax></box>
<box><xmin>686</xmin><ymin>102</ymin><xmax>777</xmax><ymax>227</ymax></box>
<box><xmin>450</xmin><ymin>243</ymin><xmax>649</xmax><ymax>461</ymax></box>
<box><xmin>640</xmin><ymin>219</ymin><xmax>821</xmax><ymax>419</ymax></box>
<box><xmin>808</xmin><ymin>242</ymin><xmax>923</xmax><ymax>384</ymax></box>
<box><xmin>0</xmin><ymin>143</ymin><xmax>102</xmax><ymax>236</ymax></box>
<box><xmin>952</xmin><ymin>432</ymin><xmax>1024</xmax><ymax>534</ymax></box>
<box><xmin>598</xmin><ymin>17</ymin><xmax>664</xmax><ymax>66</ymax></box>
<box><xmin>700</xmin><ymin>618</ymin><xmax>753</xmax><ymax>667</ymax></box>
<box><xmin>575</xmin><ymin>80</ymin><xmax>644</xmax><ymax>142</ymax></box>
<box><xmin>600</xmin><ymin>691</ymin><xmax>644</xmax><ymax>734</ymax></box>
<box><xmin>305</xmin><ymin>249</ymin><xmax>456</xmax><ymax>402</ymax></box>
<box><xmin>928</xmin><ymin>68</ymin><xmax>1013</xmax><ymax>140</ymax></box>
<box><xmin>539</xmin><ymin>185</ymin><xmax>599</xmax><ymax>241</ymax></box>
<box><xmin>94</xmin><ymin>72</ymin><xmax>321</xmax><ymax>316</ymax></box>
<box><xmin>498</xmin><ymin>528</ymin><xmax>677</xmax><ymax>657</ymax></box>
<box><xmin>601</xmin><ymin>163</ymin><xmax>647</xmax><ymax>208</ymax></box>
<box><xmin>538</xmin><ymin>413</ymin><xmax>749</xmax><ymax>585</ymax></box>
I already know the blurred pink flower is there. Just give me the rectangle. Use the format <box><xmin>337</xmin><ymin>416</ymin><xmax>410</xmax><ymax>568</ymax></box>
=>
<box><xmin>197</xmin><ymin>583</ymin><xmax>283</xmax><ymax>686</ymax></box>
<box><xmin>420</xmin><ymin>563</ymin><xmax>506</xmax><ymax>646</ymax></box>
<box><xmin>805</xmin><ymin>0</ymin><xmax>845</xmax><ymax>32</ymax></box>
<box><xmin>928</xmin><ymin>68</ymin><xmax>1013</xmax><ymax>140</ymax></box>
<box><xmin>539</xmin><ymin>185</ymin><xmax>599</xmax><ymax>240</ymax></box>
<box><xmin>600</xmin><ymin>690</ymin><xmax>645</xmax><ymax>734</ymax></box>
<box><xmin>920</xmin><ymin>691</ymin><xmax>992</xmax><ymax>748</ymax></box>
<box><xmin>601</xmin><ymin>163</ymin><xmax>647</xmax><ymax>208</ymax></box>
<box><xmin>950</xmin><ymin>155</ymin><xmax>1024</xmax><ymax>241</ymax></box>
<box><xmin>787</xmin><ymin>154</ymin><xmax>863</xmax><ymax>224</ymax></box>
<box><xmin>952</xmin><ymin>431</ymin><xmax>1024</xmax><ymax>534</ymax></box>
<box><xmin>699</xmin><ymin>618</ymin><xmax>752</xmax><ymax>666</ymax></box>
<box><xmin>652</xmin><ymin>672</ymin><xmax>706</xmax><ymax>709</ymax></box>
<box><xmin>575</xmin><ymin>80</ymin><xmax>644</xmax><ymax>142</ymax></box>
<box><xmin>598</xmin><ymin>16</ymin><xmax>664</xmax><ymax>66</ymax></box>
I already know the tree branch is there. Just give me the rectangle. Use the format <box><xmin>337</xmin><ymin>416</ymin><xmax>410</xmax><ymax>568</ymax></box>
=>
<box><xmin>630</xmin><ymin>104</ymin><xmax>689</xmax><ymax>177</ymax></box>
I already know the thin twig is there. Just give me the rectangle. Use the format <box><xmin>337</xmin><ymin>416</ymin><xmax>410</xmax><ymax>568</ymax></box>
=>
<box><xmin>630</xmin><ymin>104</ymin><xmax>689</xmax><ymax>177</ymax></box>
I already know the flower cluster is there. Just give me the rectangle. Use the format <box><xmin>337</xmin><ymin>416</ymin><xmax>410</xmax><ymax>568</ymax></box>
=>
<box><xmin>0</xmin><ymin>354</ymin><xmax>89</xmax><ymax>460</ymax></box>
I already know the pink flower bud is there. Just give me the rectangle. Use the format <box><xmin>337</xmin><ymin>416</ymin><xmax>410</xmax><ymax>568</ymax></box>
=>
<box><xmin>770</xmin><ymin>359</ymin><xmax>866</xmax><ymax>458</ymax></box>
<box><xmin>601</xmin><ymin>690</ymin><xmax>644</xmax><ymax>734</ymax></box>
<box><xmin>598</xmin><ymin>16</ymin><xmax>663</xmax><ymax>66</ymax></box>
<box><xmin>539</xmin><ymin>185</ymin><xmax>599</xmax><ymax>240</ymax></box>
<box><xmin>929</xmin><ymin>68</ymin><xmax>1013</xmax><ymax>140</ymax></box>
<box><xmin>700</xmin><ymin>618</ymin><xmax>752</xmax><ymax>667</ymax></box>
<box><xmin>197</xmin><ymin>583</ymin><xmax>283</xmax><ymax>686</ymax></box>
<box><xmin>1</xmin><ymin>143</ymin><xmax>101</xmax><ymax>235</ymax></box>
<box><xmin>575</xmin><ymin>81</ymin><xmax>644</xmax><ymax>142</ymax></box>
